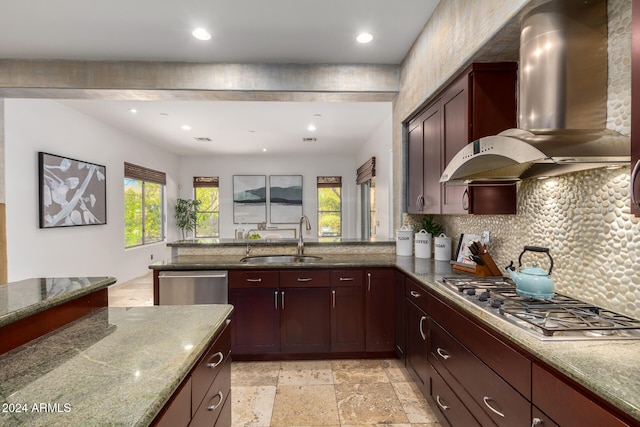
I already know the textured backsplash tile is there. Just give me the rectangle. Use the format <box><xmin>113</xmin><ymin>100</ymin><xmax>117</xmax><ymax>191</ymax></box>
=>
<box><xmin>407</xmin><ymin>167</ymin><xmax>640</xmax><ymax>319</ymax></box>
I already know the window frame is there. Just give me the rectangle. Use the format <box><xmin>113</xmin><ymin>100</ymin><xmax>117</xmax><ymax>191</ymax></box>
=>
<box><xmin>193</xmin><ymin>176</ymin><xmax>220</xmax><ymax>238</ymax></box>
<box><xmin>124</xmin><ymin>163</ymin><xmax>166</xmax><ymax>248</ymax></box>
<box><xmin>317</xmin><ymin>176</ymin><xmax>342</xmax><ymax>238</ymax></box>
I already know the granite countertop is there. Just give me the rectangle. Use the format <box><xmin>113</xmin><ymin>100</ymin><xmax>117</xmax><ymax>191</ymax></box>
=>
<box><xmin>0</xmin><ymin>276</ymin><xmax>116</xmax><ymax>328</ymax></box>
<box><xmin>149</xmin><ymin>253</ymin><xmax>640</xmax><ymax>422</ymax></box>
<box><xmin>166</xmin><ymin>237</ymin><xmax>395</xmax><ymax>247</ymax></box>
<box><xmin>0</xmin><ymin>304</ymin><xmax>233</xmax><ymax>426</ymax></box>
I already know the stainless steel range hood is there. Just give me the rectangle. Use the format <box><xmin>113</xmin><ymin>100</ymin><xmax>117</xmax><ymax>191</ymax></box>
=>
<box><xmin>440</xmin><ymin>0</ymin><xmax>630</xmax><ymax>183</ymax></box>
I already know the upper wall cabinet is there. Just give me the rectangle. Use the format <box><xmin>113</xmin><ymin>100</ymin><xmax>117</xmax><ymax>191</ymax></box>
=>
<box><xmin>407</xmin><ymin>63</ymin><xmax>518</xmax><ymax>215</ymax></box>
<box><xmin>632</xmin><ymin>0</ymin><xmax>640</xmax><ymax>217</ymax></box>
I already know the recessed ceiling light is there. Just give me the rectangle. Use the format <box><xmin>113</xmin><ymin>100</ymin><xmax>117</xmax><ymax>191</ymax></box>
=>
<box><xmin>192</xmin><ymin>27</ymin><xmax>211</xmax><ymax>41</ymax></box>
<box><xmin>356</xmin><ymin>32</ymin><xmax>373</xmax><ymax>44</ymax></box>
<box><xmin>313</xmin><ymin>113</ymin><xmax>322</xmax><ymax>117</ymax></box>
<box><xmin>262</xmin><ymin>148</ymin><xmax>267</xmax><ymax>152</ymax></box>
<box><xmin>129</xmin><ymin>108</ymin><xmax>137</xmax><ymax>114</ymax></box>
<box><xmin>181</xmin><ymin>125</ymin><xmax>191</xmax><ymax>131</ymax></box>
<box><xmin>307</xmin><ymin>124</ymin><xmax>317</xmax><ymax>131</ymax></box>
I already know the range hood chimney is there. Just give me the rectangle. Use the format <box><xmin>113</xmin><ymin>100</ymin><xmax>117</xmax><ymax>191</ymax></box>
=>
<box><xmin>440</xmin><ymin>0</ymin><xmax>630</xmax><ymax>183</ymax></box>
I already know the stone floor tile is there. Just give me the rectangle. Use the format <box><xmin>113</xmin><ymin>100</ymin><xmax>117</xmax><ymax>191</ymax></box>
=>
<box><xmin>331</xmin><ymin>359</ymin><xmax>389</xmax><ymax>384</ymax></box>
<box><xmin>230</xmin><ymin>385</ymin><xmax>276</xmax><ymax>427</ymax></box>
<box><xmin>391</xmin><ymin>382</ymin><xmax>439</xmax><ymax>424</ymax></box>
<box><xmin>232</xmin><ymin>361</ymin><xmax>281</xmax><ymax>386</ymax></box>
<box><xmin>278</xmin><ymin>360</ymin><xmax>334</xmax><ymax>385</ymax></box>
<box><xmin>270</xmin><ymin>384</ymin><xmax>339</xmax><ymax>426</ymax></box>
<box><xmin>381</xmin><ymin>359</ymin><xmax>414</xmax><ymax>383</ymax></box>
<box><xmin>335</xmin><ymin>382</ymin><xmax>409</xmax><ymax>425</ymax></box>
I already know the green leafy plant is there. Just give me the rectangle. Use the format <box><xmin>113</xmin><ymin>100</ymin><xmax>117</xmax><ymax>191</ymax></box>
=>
<box><xmin>175</xmin><ymin>198</ymin><xmax>202</xmax><ymax>239</ymax></box>
<box><xmin>419</xmin><ymin>215</ymin><xmax>443</xmax><ymax>236</ymax></box>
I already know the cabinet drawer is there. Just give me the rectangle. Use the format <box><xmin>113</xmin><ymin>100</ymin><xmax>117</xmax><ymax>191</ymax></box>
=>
<box><xmin>153</xmin><ymin>377</ymin><xmax>191</xmax><ymax>427</ymax></box>
<box><xmin>405</xmin><ymin>278</ymin><xmax>428</xmax><ymax>312</ymax></box>
<box><xmin>429</xmin><ymin>320</ymin><xmax>530</xmax><ymax>426</ymax></box>
<box><xmin>428</xmin><ymin>292</ymin><xmax>531</xmax><ymax>397</ymax></box>
<box><xmin>192</xmin><ymin>322</ymin><xmax>231</xmax><ymax>415</ymax></box>
<box><xmin>532</xmin><ymin>363</ymin><xmax>633</xmax><ymax>427</ymax></box>
<box><xmin>429</xmin><ymin>366</ymin><xmax>482</xmax><ymax>427</ymax></box>
<box><xmin>229</xmin><ymin>270</ymin><xmax>279</xmax><ymax>288</ymax></box>
<box><xmin>280</xmin><ymin>270</ymin><xmax>330</xmax><ymax>287</ymax></box>
<box><xmin>330</xmin><ymin>269</ymin><xmax>363</xmax><ymax>286</ymax></box>
<box><xmin>190</xmin><ymin>356</ymin><xmax>231</xmax><ymax>427</ymax></box>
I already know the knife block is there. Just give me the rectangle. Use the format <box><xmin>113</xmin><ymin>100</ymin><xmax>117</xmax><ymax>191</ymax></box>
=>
<box><xmin>475</xmin><ymin>252</ymin><xmax>502</xmax><ymax>277</ymax></box>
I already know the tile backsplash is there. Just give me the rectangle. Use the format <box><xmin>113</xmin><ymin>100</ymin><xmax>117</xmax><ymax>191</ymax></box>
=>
<box><xmin>407</xmin><ymin>167</ymin><xmax>640</xmax><ymax>319</ymax></box>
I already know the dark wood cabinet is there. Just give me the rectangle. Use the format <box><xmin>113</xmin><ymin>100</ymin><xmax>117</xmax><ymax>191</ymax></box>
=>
<box><xmin>532</xmin><ymin>363</ymin><xmax>634</xmax><ymax>427</ymax></box>
<box><xmin>364</xmin><ymin>269</ymin><xmax>396</xmax><ymax>352</ymax></box>
<box><xmin>280</xmin><ymin>287</ymin><xmax>331</xmax><ymax>353</ymax></box>
<box><xmin>331</xmin><ymin>269</ymin><xmax>365</xmax><ymax>352</ymax></box>
<box><xmin>632</xmin><ymin>0</ymin><xmax>640</xmax><ymax>216</ymax></box>
<box><xmin>406</xmin><ymin>62</ymin><xmax>518</xmax><ymax>215</ymax></box>
<box><xmin>428</xmin><ymin>365</ymin><xmax>482</xmax><ymax>427</ymax></box>
<box><xmin>405</xmin><ymin>277</ymin><xmax>429</xmax><ymax>389</ymax></box>
<box><xmin>229</xmin><ymin>268</ymin><xmax>281</xmax><ymax>355</ymax></box>
<box><xmin>394</xmin><ymin>271</ymin><xmax>406</xmax><ymax>362</ymax></box>
<box><xmin>408</xmin><ymin>103</ymin><xmax>441</xmax><ymax>214</ymax></box>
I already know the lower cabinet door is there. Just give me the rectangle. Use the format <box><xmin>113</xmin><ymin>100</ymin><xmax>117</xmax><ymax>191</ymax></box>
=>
<box><xmin>229</xmin><ymin>288</ymin><xmax>280</xmax><ymax>354</ymax></box>
<box><xmin>406</xmin><ymin>300</ymin><xmax>429</xmax><ymax>388</ymax></box>
<box><xmin>429</xmin><ymin>367</ymin><xmax>481</xmax><ymax>427</ymax></box>
<box><xmin>280</xmin><ymin>287</ymin><xmax>331</xmax><ymax>353</ymax></box>
<box><xmin>331</xmin><ymin>285</ymin><xmax>365</xmax><ymax>352</ymax></box>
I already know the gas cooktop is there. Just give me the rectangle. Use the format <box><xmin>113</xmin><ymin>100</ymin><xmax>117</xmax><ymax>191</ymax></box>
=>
<box><xmin>440</xmin><ymin>276</ymin><xmax>640</xmax><ymax>341</ymax></box>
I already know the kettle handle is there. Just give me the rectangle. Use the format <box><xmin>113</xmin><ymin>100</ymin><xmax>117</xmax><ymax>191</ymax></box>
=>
<box><xmin>518</xmin><ymin>246</ymin><xmax>554</xmax><ymax>275</ymax></box>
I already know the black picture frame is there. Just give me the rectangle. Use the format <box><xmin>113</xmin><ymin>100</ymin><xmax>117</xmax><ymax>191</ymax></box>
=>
<box><xmin>38</xmin><ymin>152</ymin><xmax>107</xmax><ymax>228</ymax></box>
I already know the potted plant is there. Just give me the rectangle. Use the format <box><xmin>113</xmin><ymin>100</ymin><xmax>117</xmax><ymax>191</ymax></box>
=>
<box><xmin>420</xmin><ymin>215</ymin><xmax>443</xmax><ymax>236</ymax></box>
<box><xmin>174</xmin><ymin>198</ymin><xmax>201</xmax><ymax>239</ymax></box>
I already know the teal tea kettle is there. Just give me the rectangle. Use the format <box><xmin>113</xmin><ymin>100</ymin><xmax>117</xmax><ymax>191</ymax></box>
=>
<box><xmin>506</xmin><ymin>246</ymin><xmax>554</xmax><ymax>300</ymax></box>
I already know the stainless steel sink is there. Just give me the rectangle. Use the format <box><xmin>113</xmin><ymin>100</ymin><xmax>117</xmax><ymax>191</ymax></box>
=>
<box><xmin>240</xmin><ymin>255</ymin><xmax>323</xmax><ymax>263</ymax></box>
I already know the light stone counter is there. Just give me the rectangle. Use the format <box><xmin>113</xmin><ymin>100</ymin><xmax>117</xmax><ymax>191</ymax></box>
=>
<box><xmin>0</xmin><ymin>276</ymin><xmax>116</xmax><ymax>328</ymax></box>
<box><xmin>0</xmin><ymin>304</ymin><xmax>233</xmax><ymax>426</ymax></box>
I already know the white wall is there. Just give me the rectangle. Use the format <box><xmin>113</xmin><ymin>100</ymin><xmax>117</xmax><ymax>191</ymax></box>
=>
<box><xmin>355</xmin><ymin>113</ymin><xmax>393</xmax><ymax>239</ymax></box>
<box><xmin>5</xmin><ymin>100</ymin><xmax>179</xmax><ymax>283</ymax></box>
<box><xmin>177</xmin><ymin>154</ymin><xmax>358</xmax><ymax>238</ymax></box>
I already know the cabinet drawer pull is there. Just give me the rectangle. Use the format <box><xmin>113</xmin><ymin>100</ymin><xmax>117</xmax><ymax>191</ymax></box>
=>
<box><xmin>207</xmin><ymin>391</ymin><xmax>224</xmax><ymax>411</ymax></box>
<box><xmin>339</xmin><ymin>277</ymin><xmax>354</xmax><ymax>281</ymax></box>
<box><xmin>297</xmin><ymin>277</ymin><xmax>312</xmax><ymax>282</ymax></box>
<box><xmin>483</xmin><ymin>396</ymin><xmax>505</xmax><ymax>418</ymax></box>
<box><xmin>436</xmin><ymin>347</ymin><xmax>451</xmax><ymax>360</ymax></box>
<box><xmin>410</xmin><ymin>290</ymin><xmax>421</xmax><ymax>298</ymax></box>
<box><xmin>275</xmin><ymin>291</ymin><xmax>279</xmax><ymax>309</ymax></box>
<box><xmin>435</xmin><ymin>395</ymin><xmax>450</xmax><ymax>411</ymax></box>
<box><xmin>206</xmin><ymin>351</ymin><xmax>224</xmax><ymax>368</ymax></box>
<box><xmin>332</xmin><ymin>290</ymin><xmax>336</xmax><ymax>308</ymax></box>
<box><xmin>419</xmin><ymin>316</ymin><xmax>427</xmax><ymax>341</ymax></box>
<box><xmin>462</xmin><ymin>188</ymin><xmax>469</xmax><ymax>211</ymax></box>
<box><xmin>367</xmin><ymin>273</ymin><xmax>371</xmax><ymax>291</ymax></box>
<box><xmin>531</xmin><ymin>418</ymin><xmax>543</xmax><ymax>427</ymax></box>
<box><xmin>281</xmin><ymin>291</ymin><xmax>285</xmax><ymax>309</ymax></box>
<box><xmin>246</xmin><ymin>278</ymin><xmax>262</xmax><ymax>282</ymax></box>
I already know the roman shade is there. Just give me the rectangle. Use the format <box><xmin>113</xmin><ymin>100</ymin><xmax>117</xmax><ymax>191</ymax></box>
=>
<box><xmin>193</xmin><ymin>176</ymin><xmax>219</xmax><ymax>188</ymax></box>
<box><xmin>317</xmin><ymin>176</ymin><xmax>342</xmax><ymax>188</ymax></box>
<box><xmin>124</xmin><ymin>162</ymin><xmax>166</xmax><ymax>185</ymax></box>
<box><xmin>356</xmin><ymin>157</ymin><xmax>376</xmax><ymax>184</ymax></box>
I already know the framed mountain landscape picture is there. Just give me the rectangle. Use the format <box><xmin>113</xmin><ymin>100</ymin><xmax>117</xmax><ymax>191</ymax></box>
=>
<box><xmin>233</xmin><ymin>175</ymin><xmax>266</xmax><ymax>223</ymax></box>
<box><xmin>269</xmin><ymin>175</ymin><xmax>302</xmax><ymax>223</ymax></box>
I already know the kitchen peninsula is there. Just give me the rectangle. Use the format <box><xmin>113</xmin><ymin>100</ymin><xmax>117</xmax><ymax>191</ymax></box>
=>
<box><xmin>0</xmin><ymin>276</ymin><xmax>233</xmax><ymax>426</ymax></box>
<box><xmin>152</xmin><ymin>239</ymin><xmax>640</xmax><ymax>426</ymax></box>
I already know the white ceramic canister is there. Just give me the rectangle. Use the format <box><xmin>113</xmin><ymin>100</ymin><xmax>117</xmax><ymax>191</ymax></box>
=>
<box><xmin>414</xmin><ymin>229</ymin><xmax>432</xmax><ymax>258</ymax></box>
<box><xmin>434</xmin><ymin>233</ymin><xmax>452</xmax><ymax>261</ymax></box>
<box><xmin>396</xmin><ymin>225</ymin><xmax>413</xmax><ymax>256</ymax></box>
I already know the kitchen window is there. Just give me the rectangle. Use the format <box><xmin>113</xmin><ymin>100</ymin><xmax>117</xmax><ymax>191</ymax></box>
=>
<box><xmin>357</xmin><ymin>157</ymin><xmax>376</xmax><ymax>239</ymax></box>
<box><xmin>317</xmin><ymin>176</ymin><xmax>342</xmax><ymax>237</ymax></box>
<box><xmin>124</xmin><ymin>162</ymin><xmax>165</xmax><ymax>248</ymax></box>
<box><xmin>193</xmin><ymin>176</ymin><xmax>219</xmax><ymax>238</ymax></box>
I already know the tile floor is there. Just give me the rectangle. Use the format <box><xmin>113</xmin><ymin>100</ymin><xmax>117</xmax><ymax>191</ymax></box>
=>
<box><xmin>108</xmin><ymin>274</ymin><xmax>442</xmax><ymax>427</ymax></box>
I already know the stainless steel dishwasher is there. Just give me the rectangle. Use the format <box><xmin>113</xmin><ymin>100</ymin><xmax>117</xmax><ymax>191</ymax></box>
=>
<box><xmin>158</xmin><ymin>270</ymin><xmax>228</xmax><ymax>305</ymax></box>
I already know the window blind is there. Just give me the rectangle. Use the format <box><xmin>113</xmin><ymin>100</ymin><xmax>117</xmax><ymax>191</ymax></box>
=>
<box><xmin>317</xmin><ymin>176</ymin><xmax>342</xmax><ymax>188</ymax></box>
<box><xmin>193</xmin><ymin>176</ymin><xmax>219</xmax><ymax>188</ymax></box>
<box><xmin>124</xmin><ymin>162</ymin><xmax>166</xmax><ymax>185</ymax></box>
<box><xmin>356</xmin><ymin>157</ymin><xmax>376</xmax><ymax>184</ymax></box>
